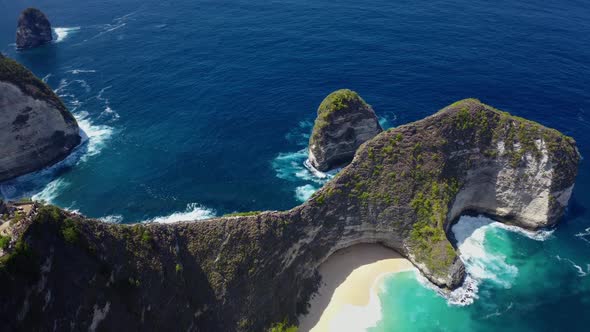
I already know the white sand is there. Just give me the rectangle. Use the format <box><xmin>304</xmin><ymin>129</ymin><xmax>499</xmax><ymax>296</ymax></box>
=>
<box><xmin>298</xmin><ymin>244</ymin><xmax>414</xmax><ymax>332</ymax></box>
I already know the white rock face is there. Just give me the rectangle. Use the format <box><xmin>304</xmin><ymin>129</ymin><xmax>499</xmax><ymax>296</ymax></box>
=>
<box><xmin>0</xmin><ymin>81</ymin><xmax>80</xmax><ymax>182</ymax></box>
<box><xmin>448</xmin><ymin>138</ymin><xmax>573</xmax><ymax>229</ymax></box>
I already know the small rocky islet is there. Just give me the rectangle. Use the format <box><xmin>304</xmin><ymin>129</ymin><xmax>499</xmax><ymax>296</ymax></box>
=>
<box><xmin>0</xmin><ymin>56</ymin><xmax>581</xmax><ymax>331</ymax></box>
<box><xmin>16</xmin><ymin>8</ymin><xmax>53</xmax><ymax>50</ymax></box>
<box><xmin>307</xmin><ymin>89</ymin><xmax>383</xmax><ymax>172</ymax></box>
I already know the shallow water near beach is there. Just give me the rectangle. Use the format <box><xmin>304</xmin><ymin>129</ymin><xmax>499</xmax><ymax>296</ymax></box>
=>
<box><xmin>1</xmin><ymin>0</ymin><xmax>590</xmax><ymax>330</ymax></box>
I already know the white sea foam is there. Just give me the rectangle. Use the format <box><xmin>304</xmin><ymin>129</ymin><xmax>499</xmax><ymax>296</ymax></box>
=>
<box><xmin>272</xmin><ymin>148</ymin><xmax>337</xmax><ymax>201</ymax></box>
<box><xmin>31</xmin><ymin>178</ymin><xmax>69</xmax><ymax>203</ymax></box>
<box><xmin>54</xmin><ymin>27</ymin><xmax>80</xmax><ymax>42</ymax></box>
<box><xmin>85</xmin><ymin>11</ymin><xmax>138</xmax><ymax>42</ymax></box>
<box><xmin>96</xmin><ymin>86</ymin><xmax>120</xmax><ymax>121</ymax></box>
<box><xmin>0</xmin><ymin>107</ymin><xmax>114</xmax><ymax>202</ymax></box>
<box><xmin>575</xmin><ymin>227</ymin><xmax>590</xmax><ymax>244</ymax></box>
<box><xmin>145</xmin><ymin>203</ymin><xmax>215</xmax><ymax>224</ymax></box>
<box><xmin>75</xmin><ymin>111</ymin><xmax>114</xmax><ymax>161</ymax></box>
<box><xmin>295</xmin><ymin>184</ymin><xmax>317</xmax><ymax>202</ymax></box>
<box><xmin>555</xmin><ymin>255</ymin><xmax>590</xmax><ymax>277</ymax></box>
<box><xmin>415</xmin><ymin>215</ymin><xmax>555</xmax><ymax>306</ymax></box>
<box><xmin>66</xmin><ymin>69</ymin><xmax>97</xmax><ymax>75</ymax></box>
<box><xmin>493</xmin><ymin>223</ymin><xmax>554</xmax><ymax>241</ymax></box>
<box><xmin>100</xmin><ymin>215</ymin><xmax>124</xmax><ymax>223</ymax></box>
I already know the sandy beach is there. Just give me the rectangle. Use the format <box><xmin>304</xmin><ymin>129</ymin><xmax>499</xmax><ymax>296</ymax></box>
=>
<box><xmin>298</xmin><ymin>243</ymin><xmax>414</xmax><ymax>332</ymax></box>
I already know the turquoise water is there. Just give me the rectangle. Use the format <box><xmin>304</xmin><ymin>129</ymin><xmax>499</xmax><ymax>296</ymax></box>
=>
<box><xmin>1</xmin><ymin>0</ymin><xmax>590</xmax><ymax>330</ymax></box>
<box><xmin>372</xmin><ymin>216</ymin><xmax>590</xmax><ymax>331</ymax></box>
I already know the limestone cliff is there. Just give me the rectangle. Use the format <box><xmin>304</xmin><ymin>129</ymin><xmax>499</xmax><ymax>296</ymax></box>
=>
<box><xmin>0</xmin><ymin>99</ymin><xmax>579</xmax><ymax>331</ymax></box>
<box><xmin>308</xmin><ymin>89</ymin><xmax>383</xmax><ymax>171</ymax></box>
<box><xmin>0</xmin><ymin>54</ymin><xmax>81</xmax><ymax>182</ymax></box>
<box><xmin>16</xmin><ymin>8</ymin><xmax>53</xmax><ymax>49</ymax></box>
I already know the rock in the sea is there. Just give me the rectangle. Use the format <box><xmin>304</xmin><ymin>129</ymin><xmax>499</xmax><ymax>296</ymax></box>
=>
<box><xmin>16</xmin><ymin>8</ymin><xmax>53</xmax><ymax>49</ymax></box>
<box><xmin>0</xmin><ymin>54</ymin><xmax>80</xmax><ymax>182</ymax></box>
<box><xmin>0</xmin><ymin>99</ymin><xmax>579</xmax><ymax>331</ymax></box>
<box><xmin>308</xmin><ymin>89</ymin><xmax>383</xmax><ymax>171</ymax></box>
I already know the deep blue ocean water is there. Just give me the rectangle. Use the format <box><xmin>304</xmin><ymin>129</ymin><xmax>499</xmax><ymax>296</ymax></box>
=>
<box><xmin>1</xmin><ymin>0</ymin><xmax>590</xmax><ymax>330</ymax></box>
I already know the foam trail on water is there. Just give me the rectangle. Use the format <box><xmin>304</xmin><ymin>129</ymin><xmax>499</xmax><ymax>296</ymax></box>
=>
<box><xmin>54</xmin><ymin>27</ymin><xmax>81</xmax><ymax>42</ymax></box>
<box><xmin>146</xmin><ymin>203</ymin><xmax>215</xmax><ymax>224</ymax></box>
<box><xmin>75</xmin><ymin>111</ymin><xmax>114</xmax><ymax>161</ymax></box>
<box><xmin>493</xmin><ymin>223</ymin><xmax>554</xmax><ymax>241</ymax></box>
<box><xmin>555</xmin><ymin>255</ymin><xmax>590</xmax><ymax>277</ymax></box>
<box><xmin>66</xmin><ymin>69</ymin><xmax>97</xmax><ymax>74</ymax></box>
<box><xmin>97</xmin><ymin>86</ymin><xmax>120</xmax><ymax>121</ymax></box>
<box><xmin>100</xmin><ymin>215</ymin><xmax>124</xmax><ymax>223</ymax></box>
<box><xmin>31</xmin><ymin>178</ymin><xmax>69</xmax><ymax>203</ymax></box>
<box><xmin>575</xmin><ymin>227</ymin><xmax>590</xmax><ymax>244</ymax></box>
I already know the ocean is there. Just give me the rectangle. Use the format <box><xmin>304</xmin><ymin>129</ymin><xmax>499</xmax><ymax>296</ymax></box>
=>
<box><xmin>1</xmin><ymin>0</ymin><xmax>589</xmax><ymax>330</ymax></box>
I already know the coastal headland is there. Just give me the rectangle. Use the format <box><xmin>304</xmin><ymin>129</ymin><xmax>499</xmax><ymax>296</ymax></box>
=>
<box><xmin>0</xmin><ymin>98</ymin><xmax>580</xmax><ymax>331</ymax></box>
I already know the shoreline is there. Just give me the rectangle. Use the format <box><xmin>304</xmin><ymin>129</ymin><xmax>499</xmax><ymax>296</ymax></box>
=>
<box><xmin>298</xmin><ymin>244</ymin><xmax>414</xmax><ymax>332</ymax></box>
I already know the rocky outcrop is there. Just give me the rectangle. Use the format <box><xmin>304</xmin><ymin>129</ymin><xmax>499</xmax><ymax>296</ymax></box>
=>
<box><xmin>0</xmin><ymin>99</ymin><xmax>579</xmax><ymax>331</ymax></box>
<box><xmin>16</xmin><ymin>8</ymin><xmax>53</xmax><ymax>49</ymax></box>
<box><xmin>0</xmin><ymin>55</ymin><xmax>81</xmax><ymax>182</ymax></box>
<box><xmin>308</xmin><ymin>89</ymin><xmax>383</xmax><ymax>172</ymax></box>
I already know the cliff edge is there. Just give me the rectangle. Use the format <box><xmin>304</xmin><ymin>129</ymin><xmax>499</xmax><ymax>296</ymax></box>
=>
<box><xmin>0</xmin><ymin>54</ymin><xmax>81</xmax><ymax>182</ymax></box>
<box><xmin>0</xmin><ymin>99</ymin><xmax>579</xmax><ymax>331</ymax></box>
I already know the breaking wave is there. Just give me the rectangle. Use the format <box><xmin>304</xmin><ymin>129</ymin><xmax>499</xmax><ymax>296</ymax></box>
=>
<box><xmin>295</xmin><ymin>184</ymin><xmax>317</xmax><ymax>202</ymax></box>
<box><xmin>144</xmin><ymin>203</ymin><xmax>216</xmax><ymax>224</ymax></box>
<box><xmin>272</xmin><ymin>148</ymin><xmax>336</xmax><ymax>202</ymax></box>
<box><xmin>416</xmin><ymin>215</ymin><xmax>554</xmax><ymax>306</ymax></box>
<box><xmin>54</xmin><ymin>27</ymin><xmax>81</xmax><ymax>42</ymax></box>
<box><xmin>0</xmin><ymin>75</ymin><xmax>115</xmax><ymax>203</ymax></box>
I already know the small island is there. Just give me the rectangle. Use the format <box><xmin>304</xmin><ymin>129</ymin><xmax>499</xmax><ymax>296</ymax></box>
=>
<box><xmin>16</xmin><ymin>8</ymin><xmax>53</xmax><ymax>49</ymax></box>
<box><xmin>308</xmin><ymin>89</ymin><xmax>383</xmax><ymax>172</ymax></box>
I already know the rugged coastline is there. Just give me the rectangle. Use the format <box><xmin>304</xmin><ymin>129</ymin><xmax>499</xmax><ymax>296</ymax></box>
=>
<box><xmin>0</xmin><ymin>99</ymin><xmax>580</xmax><ymax>331</ymax></box>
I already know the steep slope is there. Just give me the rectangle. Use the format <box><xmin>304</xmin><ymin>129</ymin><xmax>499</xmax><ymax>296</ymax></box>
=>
<box><xmin>308</xmin><ymin>89</ymin><xmax>383</xmax><ymax>171</ymax></box>
<box><xmin>0</xmin><ymin>54</ymin><xmax>80</xmax><ymax>182</ymax></box>
<box><xmin>0</xmin><ymin>99</ymin><xmax>579</xmax><ymax>331</ymax></box>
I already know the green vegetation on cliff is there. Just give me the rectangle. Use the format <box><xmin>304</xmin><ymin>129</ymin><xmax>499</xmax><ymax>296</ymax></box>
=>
<box><xmin>311</xmin><ymin>89</ymin><xmax>370</xmax><ymax>144</ymax></box>
<box><xmin>0</xmin><ymin>54</ymin><xmax>76</xmax><ymax>124</ymax></box>
<box><xmin>0</xmin><ymin>99</ymin><xmax>579</xmax><ymax>332</ymax></box>
<box><xmin>223</xmin><ymin>211</ymin><xmax>263</xmax><ymax>217</ymax></box>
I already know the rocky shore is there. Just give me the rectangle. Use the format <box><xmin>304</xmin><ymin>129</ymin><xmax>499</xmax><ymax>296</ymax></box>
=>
<box><xmin>0</xmin><ymin>99</ymin><xmax>579</xmax><ymax>331</ymax></box>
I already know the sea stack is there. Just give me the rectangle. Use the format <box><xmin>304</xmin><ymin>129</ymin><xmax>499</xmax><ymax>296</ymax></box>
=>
<box><xmin>0</xmin><ymin>54</ymin><xmax>81</xmax><ymax>182</ymax></box>
<box><xmin>16</xmin><ymin>8</ymin><xmax>53</xmax><ymax>49</ymax></box>
<box><xmin>308</xmin><ymin>89</ymin><xmax>383</xmax><ymax>172</ymax></box>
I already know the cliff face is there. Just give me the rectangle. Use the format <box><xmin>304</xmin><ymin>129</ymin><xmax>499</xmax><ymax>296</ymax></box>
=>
<box><xmin>0</xmin><ymin>55</ymin><xmax>81</xmax><ymax>182</ymax></box>
<box><xmin>308</xmin><ymin>89</ymin><xmax>383</xmax><ymax>172</ymax></box>
<box><xmin>16</xmin><ymin>8</ymin><xmax>53</xmax><ymax>49</ymax></box>
<box><xmin>0</xmin><ymin>99</ymin><xmax>579</xmax><ymax>331</ymax></box>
